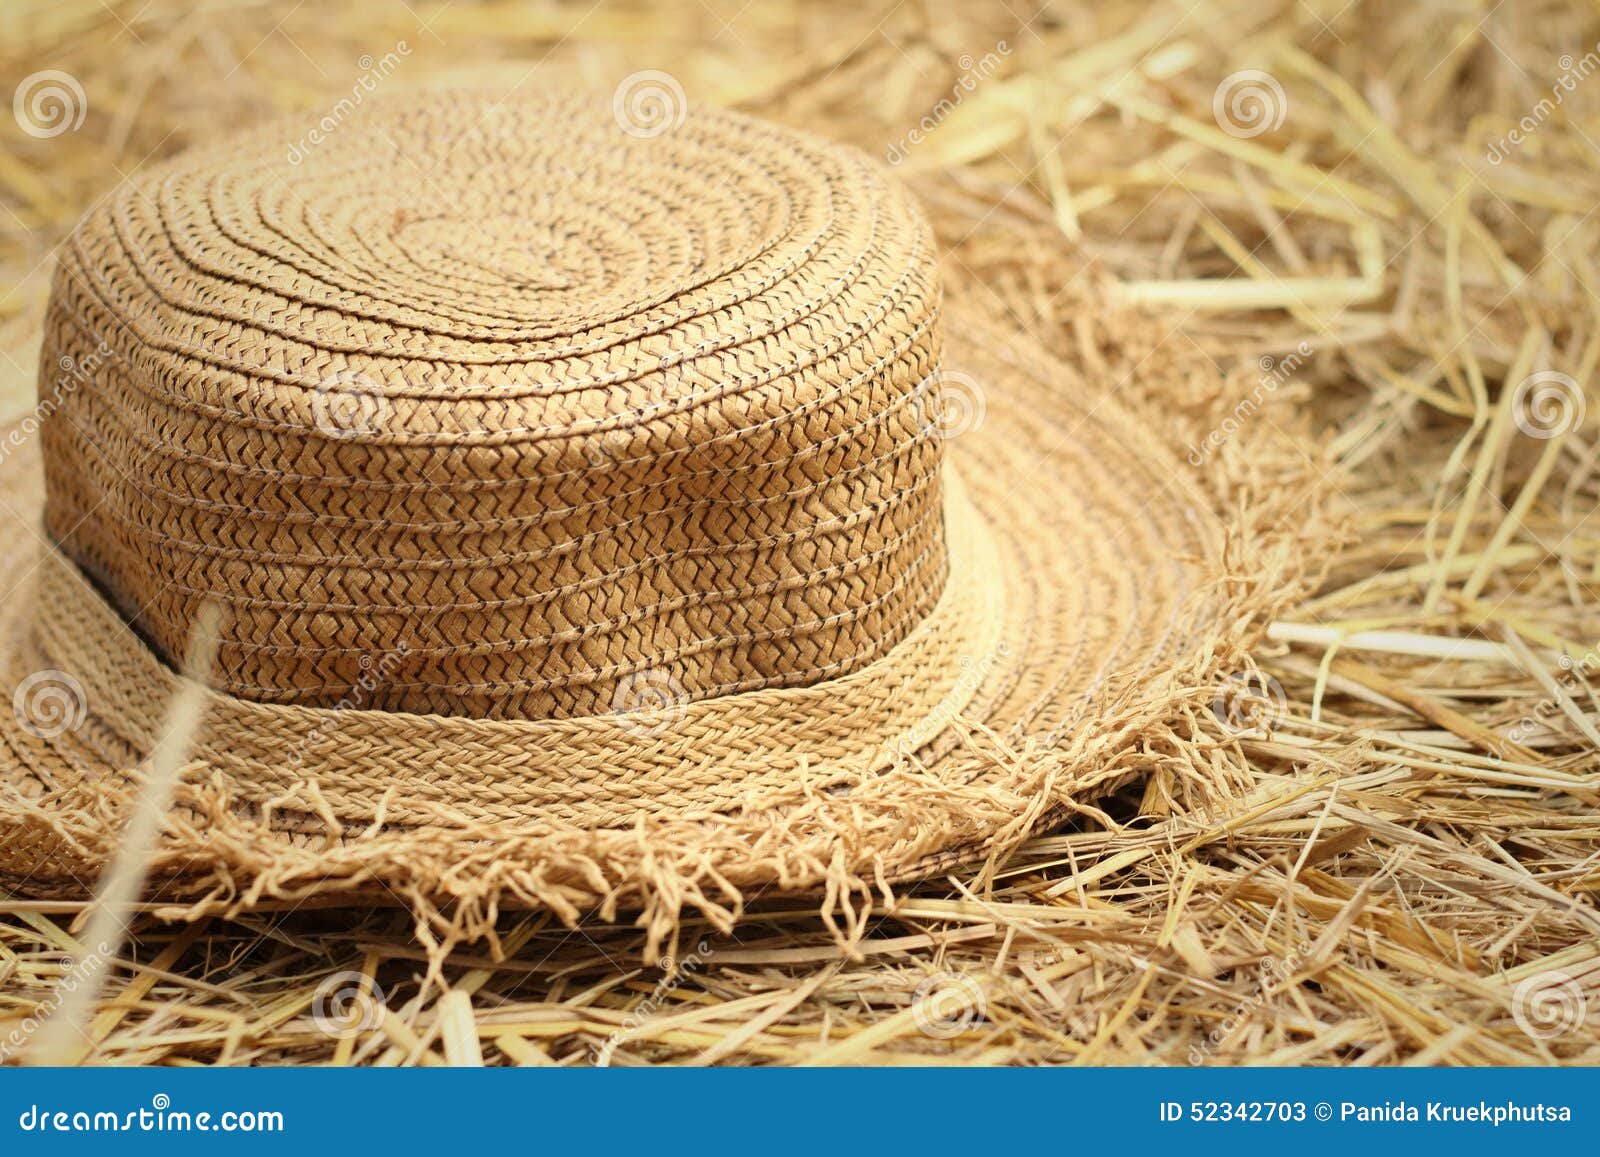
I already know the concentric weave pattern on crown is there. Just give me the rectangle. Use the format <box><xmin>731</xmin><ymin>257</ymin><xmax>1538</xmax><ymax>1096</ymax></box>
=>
<box><xmin>38</xmin><ymin>92</ymin><xmax>949</xmax><ymax>719</ymax></box>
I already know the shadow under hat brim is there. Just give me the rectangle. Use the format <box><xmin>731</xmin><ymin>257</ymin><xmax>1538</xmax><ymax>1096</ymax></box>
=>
<box><xmin>0</xmin><ymin>305</ymin><xmax>1250</xmax><ymax>941</ymax></box>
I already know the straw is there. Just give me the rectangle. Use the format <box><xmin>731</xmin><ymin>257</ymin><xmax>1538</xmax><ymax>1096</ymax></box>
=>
<box><xmin>0</xmin><ymin>0</ymin><xmax>1597</xmax><ymax>1067</ymax></box>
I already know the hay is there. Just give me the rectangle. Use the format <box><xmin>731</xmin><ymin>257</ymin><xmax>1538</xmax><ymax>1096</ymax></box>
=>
<box><xmin>2</xmin><ymin>0</ymin><xmax>1599</xmax><ymax>1065</ymax></box>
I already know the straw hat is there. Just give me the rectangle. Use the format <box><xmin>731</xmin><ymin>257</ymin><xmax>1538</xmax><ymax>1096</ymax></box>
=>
<box><xmin>0</xmin><ymin>91</ymin><xmax>1296</xmax><ymax>942</ymax></box>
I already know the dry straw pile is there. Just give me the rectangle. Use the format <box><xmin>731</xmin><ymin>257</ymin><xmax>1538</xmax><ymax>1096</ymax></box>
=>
<box><xmin>2</xmin><ymin>0</ymin><xmax>1599</xmax><ymax>1065</ymax></box>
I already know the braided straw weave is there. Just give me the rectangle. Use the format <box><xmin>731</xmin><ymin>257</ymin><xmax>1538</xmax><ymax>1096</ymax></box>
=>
<box><xmin>42</xmin><ymin>92</ymin><xmax>946</xmax><ymax>719</ymax></box>
<box><xmin>0</xmin><ymin>91</ymin><xmax>1309</xmax><ymax>946</ymax></box>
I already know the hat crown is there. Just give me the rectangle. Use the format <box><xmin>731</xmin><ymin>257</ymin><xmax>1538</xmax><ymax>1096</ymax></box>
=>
<box><xmin>39</xmin><ymin>93</ymin><xmax>948</xmax><ymax>719</ymax></box>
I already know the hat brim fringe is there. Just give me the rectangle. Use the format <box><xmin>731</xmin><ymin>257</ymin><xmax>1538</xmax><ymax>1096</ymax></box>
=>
<box><xmin>2</xmin><ymin>444</ymin><xmax>1328</xmax><ymax>963</ymax></box>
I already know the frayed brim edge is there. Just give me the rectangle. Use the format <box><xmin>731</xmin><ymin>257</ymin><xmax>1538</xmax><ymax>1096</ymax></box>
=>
<box><xmin>0</xmin><ymin>435</ymin><xmax>1332</xmax><ymax>964</ymax></box>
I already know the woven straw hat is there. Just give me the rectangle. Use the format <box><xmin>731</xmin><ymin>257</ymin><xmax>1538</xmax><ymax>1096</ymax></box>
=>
<box><xmin>0</xmin><ymin>91</ymin><xmax>1298</xmax><ymax>944</ymax></box>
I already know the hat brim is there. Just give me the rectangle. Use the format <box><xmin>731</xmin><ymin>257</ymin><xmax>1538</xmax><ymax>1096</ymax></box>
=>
<box><xmin>0</xmin><ymin>303</ymin><xmax>1294</xmax><ymax>946</ymax></box>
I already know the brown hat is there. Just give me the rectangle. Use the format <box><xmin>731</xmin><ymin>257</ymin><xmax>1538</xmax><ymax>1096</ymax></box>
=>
<box><xmin>0</xmin><ymin>91</ymin><xmax>1294</xmax><ymax>945</ymax></box>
